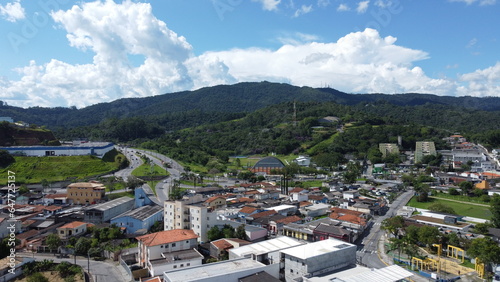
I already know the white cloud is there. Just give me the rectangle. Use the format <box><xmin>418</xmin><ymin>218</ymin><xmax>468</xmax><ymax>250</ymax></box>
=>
<box><xmin>457</xmin><ymin>62</ymin><xmax>500</xmax><ymax>97</ymax></box>
<box><xmin>197</xmin><ymin>28</ymin><xmax>455</xmax><ymax>96</ymax></box>
<box><xmin>337</xmin><ymin>4</ymin><xmax>350</xmax><ymax>11</ymax></box>
<box><xmin>0</xmin><ymin>0</ymin><xmax>25</xmax><ymax>22</ymax></box>
<box><xmin>466</xmin><ymin>38</ymin><xmax>478</xmax><ymax>48</ymax></box>
<box><xmin>252</xmin><ymin>0</ymin><xmax>281</xmax><ymax>11</ymax></box>
<box><xmin>293</xmin><ymin>5</ymin><xmax>313</xmax><ymax>17</ymax></box>
<box><xmin>449</xmin><ymin>0</ymin><xmax>496</xmax><ymax>5</ymax></box>
<box><xmin>317</xmin><ymin>0</ymin><xmax>330</xmax><ymax>8</ymax></box>
<box><xmin>277</xmin><ymin>32</ymin><xmax>320</xmax><ymax>45</ymax></box>
<box><xmin>0</xmin><ymin>0</ymin><xmax>235</xmax><ymax>107</ymax></box>
<box><xmin>356</xmin><ymin>1</ymin><xmax>370</xmax><ymax>13</ymax></box>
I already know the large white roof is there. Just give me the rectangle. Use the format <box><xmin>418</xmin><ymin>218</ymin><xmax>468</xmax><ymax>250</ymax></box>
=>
<box><xmin>230</xmin><ymin>236</ymin><xmax>305</xmax><ymax>257</ymax></box>
<box><xmin>305</xmin><ymin>265</ymin><xmax>414</xmax><ymax>282</ymax></box>
<box><xmin>281</xmin><ymin>238</ymin><xmax>355</xmax><ymax>260</ymax></box>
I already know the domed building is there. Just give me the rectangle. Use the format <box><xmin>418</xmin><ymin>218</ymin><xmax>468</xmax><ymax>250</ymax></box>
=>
<box><xmin>250</xmin><ymin>156</ymin><xmax>285</xmax><ymax>174</ymax></box>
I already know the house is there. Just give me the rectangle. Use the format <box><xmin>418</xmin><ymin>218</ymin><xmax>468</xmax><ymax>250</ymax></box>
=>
<box><xmin>269</xmin><ymin>215</ymin><xmax>302</xmax><ymax>235</ymax></box>
<box><xmin>42</xmin><ymin>194</ymin><xmax>68</xmax><ymax>205</ymax></box>
<box><xmin>210</xmin><ymin>238</ymin><xmax>251</xmax><ymax>260</ymax></box>
<box><xmin>265</xmin><ymin>205</ymin><xmax>296</xmax><ymax>216</ymax></box>
<box><xmin>313</xmin><ymin>223</ymin><xmax>354</xmax><ymax>243</ymax></box>
<box><xmin>300</xmin><ymin>203</ymin><xmax>331</xmax><ymax>218</ymax></box>
<box><xmin>205</xmin><ymin>196</ymin><xmax>226</xmax><ymax>210</ymax></box>
<box><xmin>281</xmin><ymin>238</ymin><xmax>356</xmax><ymax>282</ymax></box>
<box><xmin>57</xmin><ymin>221</ymin><xmax>88</xmax><ymax>240</ymax></box>
<box><xmin>42</xmin><ymin>205</ymin><xmax>62</xmax><ymax>216</ymax></box>
<box><xmin>0</xmin><ymin>217</ymin><xmax>21</xmax><ymax>238</ymax></box>
<box><xmin>307</xmin><ymin>194</ymin><xmax>328</xmax><ymax>204</ymax></box>
<box><xmin>83</xmin><ymin>196</ymin><xmax>134</xmax><ymax>224</ymax></box>
<box><xmin>67</xmin><ymin>182</ymin><xmax>106</xmax><ymax>205</ymax></box>
<box><xmin>110</xmin><ymin>205</ymin><xmax>163</xmax><ymax>234</ymax></box>
<box><xmin>136</xmin><ymin>229</ymin><xmax>202</xmax><ymax>277</ymax></box>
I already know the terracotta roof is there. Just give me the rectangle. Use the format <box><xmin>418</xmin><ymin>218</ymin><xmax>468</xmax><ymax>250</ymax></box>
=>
<box><xmin>335</xmin><ymin>214</ymin><xmax>367</xmax><ymax>226</ymax></box>
<box><xmin>299</xmin><ymin>201</ymin><xmax>312</xmax><ymax>208</ymax></box>
<box><xmin>16</xmin><ymin>229</ymin><xmax>39</xmax><ymax>240</ymax></box>
<box><xmin>136</xmin><ymin>229</ymin><xmax>198</xmax><ymax>247</ymax></box>
<box><xmin>244</xmin><ymin>190</ymin><xmax>260</xmax><ymax>195</ymax></box>
<box><xmin>308</xmin><ymin>195</ymin><xmax>326</xmax><ymax>201</ymax></box>
<box><xmin>238</xmin><ymin>197</ymin><xmax>255</xmax><ymax>203</ymax></box>
<box><xmin>331</xmin><ymin>207</ymin><xmax>363</xmax><ymax>217</ymax></box>
<box><xmin>289</xmin><ymin>187</ymin><xmax>305</xmax><ymax>193</ymax></box>
<box><xmin>42</xmin><ymin>205</ymin><xmax>62</xmax><ymax>211</ymax></box>
<box><xmin>205</xmin><ymin>196</ymin><xmax>225</xmax><ymax>203</ymax></box>
<box><xmin>59</xmin><ymin>221</ymin><xmax>87</xmax><ymax>229</ymax></box>
<box><xmin>211</xmin><ymin>239</ymin><xmax>234</xmax><ymax>250</ymax></box>
<box><xmin>251</xmin><ymin>210</ymin><xmax>277</xmax><ymax>219</ymax></box>
<box><xmin>239</xmin><ymin>206</ymin><xmax>257</xmax><ymax>214</ymax></box>
<box><xmin>276</xmin><ymin>215</ymin><xmax>302</xmax><ymax>224</ymax></box>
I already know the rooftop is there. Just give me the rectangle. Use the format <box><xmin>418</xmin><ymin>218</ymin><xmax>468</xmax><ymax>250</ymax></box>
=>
<box><xmin>150</xmin><ymin>249</ymin><xmax>203</xmax><ymax>266</ymax></box>
<box><xmin>59</xmin><ymin>221</ymin><xmax>87</xmax><ymax>229</ymax></box>
<box><xmin>136</xmin><ymin>229</ymin><xmax>198</xmax><ymax>247</ymax></box>
<box><xmin>305</xmin><ymin>265</ymin><xmax>413</xmax><ymax>282</ymax></box>
<box><xmin>229</xmin><ymin>236</ymin><xmax>304</xmax><ymax>257</ymax></box>
<box><xmin>85</xmin><ymin>196</ymin><xmax>134</xmax><ymax>211</ymax></box>
<box><xmin>111</xmin><ymin>205</ymin><xmax>163</xmax><ymax>221</ymax></box>
<box><xmin>281</xmin><ymin>238</ymin><xmax>356</xmax><ymax>260</ymax></box>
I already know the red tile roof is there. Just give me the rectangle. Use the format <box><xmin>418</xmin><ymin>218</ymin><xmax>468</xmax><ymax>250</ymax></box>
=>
<box><xmin>251</xmin><ymin>210</ymin><xmax>277</xmax><ymax>219</ymax></box>
<box><xmin>238</xmin><ymin>197</ymin><xmax>255</xmax><ymax>203</ymax></box>
<box><xmin>289</xmin><ymin>187</ymin><xmax>305</xmax><ymax>193</ymax></box>
<box><xmin>205</xmin><ymin>196</ymin><xmax>225</xmax><ymax>204</ymax></box>
<box><xmin>239</xmin><ymin>206</ymin><xmax>257</xmax><ymax>214</ymax></box>
<box><xmin>211</xmin><ymin>239</ymin><xmax>234</xmax><ymax>250</ymax></box>
<box><xmin>275</xmin><ymin>215</ymin><xmax>302</xmax><ymax>224</ymax></box>
<box><xmin>331</xmin><ymin>207</ymin><xmax>363</xmax><ymax>217</ymax></box>
<box><xmin>59</xmin><ymin>221</ymin><xmax>87</xmax><ymax>229</ymax></box>
<box><xmin>42</xmin><ymin>205</ymin><xmax>62</xmax><ymax>211</ymax></box>
<box><xmin>136</xmin><ymin>229</ymin><xmax>198</xmax><ymax>247</ymax></box>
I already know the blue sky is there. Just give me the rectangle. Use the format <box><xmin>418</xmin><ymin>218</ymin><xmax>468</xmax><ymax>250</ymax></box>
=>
<box><xmin>0</xmin><ymin>0</ymin><xmax>499</xmax><ymax>108</ymax></box>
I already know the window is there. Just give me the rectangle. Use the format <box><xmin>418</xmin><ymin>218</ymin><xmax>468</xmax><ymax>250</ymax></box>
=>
<box><xmin>160</xmin><ymin>245</ymin><xmax>163</xmax><ymax>248</ymax></box>
<box><xmin>173</xmin><ymin>265</ymin><xmax>177</xmax><ymax>269</ymax></box>
<box><xmin>290</xmin><ymin>269</ymin><xmax>293</xmax><ymax>273</ymax></box>
<box><xmin>180</xmin><ymin>264</ymin><xmax>184</xmax><ymax>267</ymax></box>
<box><xmin>186</xmin><ymin>240</ymin><xmax>189</xmax><ymax>243</ymax></box>
<box><xmin>172</xmin><ymin>243</ymin><xmax>176</xmax><ymax>247</ymax></box>
<box><xmin>187</xmin><ymin>263</ymin><xmax>190</xmax><ymax>266</ymax></box>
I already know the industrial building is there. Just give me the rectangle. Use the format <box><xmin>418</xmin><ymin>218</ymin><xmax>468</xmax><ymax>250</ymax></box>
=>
<box><xmin>83</xmin><ymin>196</ymin><xmax>134</xmax><ymax>224</ymax></box>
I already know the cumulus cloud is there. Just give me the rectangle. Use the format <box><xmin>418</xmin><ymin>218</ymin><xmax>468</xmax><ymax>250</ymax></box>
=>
<box><xmin>277</xmin><ymin>32</ymin><xmax>320</xmax><ymax>45</ymax></box>
<box><xmin>0</xmin><ymin>0</ymin><xmax>25</xmax><ymax>22</ymax></box>
<box><xmin>317</xmin><ymin>0</ymin><xmax>331</xmax><ymax>7</ymax></box>
<box><xmin>196</xmin><ymin>28</ymin><xmax>455</xmax><ymax>95</ymax></box>
<box><xmin>457</xmin><ymin>62</ymin><xmax>500</xmax><ymax>96</ymax></box>
<box><xmin>356</xmin><ymin>1</ymin><xmax>370</xmax><ymax>13</ymax></box>
<box><xmin>337</xmin><ymin>4</ymin><xmax>350</xmax><ymax>11</ymax></box>
<box><xmin>0</xmin><ymin>0</ymin><xmax>235</xmax><ymax>107</ymax></box>
<box><xmin>293</xmin><ymin>5</ymin><xmax>313</xmax><ymax>17</ymax></box>
<box><xmin>252</xmin><ymin>0</ymin><xmax>281</xmax><ymax>11</ymax></box>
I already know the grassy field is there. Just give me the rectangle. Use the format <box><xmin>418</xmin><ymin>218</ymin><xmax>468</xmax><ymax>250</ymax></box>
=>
<box><xmin>131</xmin><ymin>163</ymin><xmax>167</xmax><ymax>177</ymax></box>
<box><xmin>107</xmin><ymin>191</ymin><xmax>134</xmax><ymax>200</ymax></box>
<box><xmin>406</xmin><ymin>196</ymin><xmax>492</xmax><ymax>220</ymax></box>
<box><xmin>0</xmin><ymin>156</ymin><xmax>119</xmax><ymax>185</ymax></box>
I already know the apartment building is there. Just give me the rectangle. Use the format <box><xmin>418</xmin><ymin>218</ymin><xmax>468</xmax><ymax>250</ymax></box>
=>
<box><xmin>67</xmin><ymin>182</ymin><xmax>106</xmax><ymax>205</ymax></box>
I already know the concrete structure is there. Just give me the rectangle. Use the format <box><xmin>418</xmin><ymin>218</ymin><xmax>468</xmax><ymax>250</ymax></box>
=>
<box><xmin>0</xmin><ymin>217</ymin><xmax>21</xmax><ymax>238</ymax></box>
<box><xmin>67</xmin><ymin>182</ymin><xmax>106</xmax><ymax>205</ymax></box>
<box><xmin>164</xmin><ymin>195</ymin><xmax>219</xmax><ymax>242</ymax></box>
<box><xmin>57</xmin><ymin>221</ymin><xmax>88</xmax><ymax>239</ymax></box>
<box><xmin>0</xmin><ymin>142</ymin><xmax>114</xmax><ymax>157</ymax></box>
<box><xmin>415</xmin><ymin>141</ymin><xmax>436</xmax><ymax>164</ymax></box>
<box><xmin>304</xmin><ymin>265</ymin><xmax>414</xmax><ymax>282</ymax></box>
<box><xmin>281</xmin><ymin>238</ymin><xmax>356</xmax><ymax>281</ymax></box>
<box><xmin>265</xmin><ymin>205</ymin><xmax>297</xmax><ymax>216</ymax></box>
<box><xmin>250</xmin><ymin>156</ymin><xmax>285</xmax><ymax>174</ymax></box>
<box><xmin>300</xmin><ymin>203</ymin><xmax>330</xmax><ymax>218</ymax></box>
<box><xmin>379</xmin><ymin>143</ymin><xmax>399</xmax><ymax>158</ymax></box>
<box><xmin>163</xmin><ymin>258</ymin><xmax>280</xmax><ymax>282</ymax></box>
<box><xmin>110</xmin><ymin>205</ymin><xmax>163</xmax><ymax>234</ymax></box>
<box><xmin>136</xmin><ymin>229</ymin><xmax>200</xmax><ymax>277</ymax></box>
<box><xmin>294</xmin><ymin>156</ymin><xmax>311</xmax><ymax>166</ymax></box>
<box><xmin>83</xmin><ymin>196</ymin><xmax>134</xmax><ymax>224</ymax></box>
<box><xmin>229</xmin><ymin>236</ymin><xmax>305</xmax><ymax>263</ymax></box>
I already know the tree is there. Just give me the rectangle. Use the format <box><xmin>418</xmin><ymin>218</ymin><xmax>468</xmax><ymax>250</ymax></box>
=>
<box><xmin>343</xmin><ymin>161</ymin><xmax>361</xmax><ymax>184</ymax></box>
<box><xmin>459</xmin><ymin>181</ymin><xmax>473</xmax><ymax>196</ymax></box>
<box><xmin>0</xmin><ymin>150</ymin><xmax>15</xmax><ymax>168</ymax></box>
<box><xmin>207</xmin><ymin>226</ymin><xmax>223</xmax><ymax>241</ymax></box>
<box><xmin>75</xmin><ymin>237</ymin><xmax>91</xmax><ymax>255</ymax></box>
<box><xmin>235</xmin><ymin>225</ymin><xmax>247</xmax><ymax>240</ymax></box>
<box><xmin>448</xmin><ymin>187</ymin><xmax>460</xmax><ymax>195</ymax></box>
<box><xmin>126</xmin><ymin>175</ymin><xmax>144</xmax><ymax>190</ymax></box>
<box><xmin>490</xmin><ymin>194</ymin><xmax>500</xmax><ymax>228</ymax></box>
<box><xmin>27</xmin><ymin>273</ymin><xmax>49</xmax><ymax>282</ymax></box>
<box><xmin>45</xmin><ymin>234</ymin><xmax>61</xmax><ymax>253</ymax></box>
<box><xmin>418</xmin><ymin>226</ymin><xmax>440</xmax><ymax>247</ymax></box>
<box><xmin>467</xmin><ymin>237</ymin><xmax>500</xmax><ymax>266</ymax></box>
<box><xmin>223</xmin><ymin>225</ymin><xmax>235</xmax><ymax>238</ymax></box>
<box><xmin>381</xmin><ymin>216</ymin><xmax>405</xmax><ymax>237</ymax></box>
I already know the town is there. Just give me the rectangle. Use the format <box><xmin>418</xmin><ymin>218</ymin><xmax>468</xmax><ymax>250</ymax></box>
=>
<box><xmin>2</xmin><ymin>122</ymin><xmax>500</xmax><ymax>282</ymax></box>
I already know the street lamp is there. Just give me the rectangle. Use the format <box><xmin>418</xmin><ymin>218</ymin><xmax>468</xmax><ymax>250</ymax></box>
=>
<box><xmin>87</xmin><ymin>249</ymin><xmax>91</xmax><ymax>275</ymax></box>
<box><xmin>29</xmin><ymin>244</ymin><xmax>34</xmax><ymax>258</ymax></box>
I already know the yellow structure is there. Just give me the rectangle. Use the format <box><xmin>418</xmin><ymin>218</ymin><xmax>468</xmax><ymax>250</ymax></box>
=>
<box><xmin>475</xmin><ymin>257</ymin><xmax>485</xmax><ymax>279</ymax></box>
<box><xmin>447</xmin><ymin>245</ymin><xmax>465</xmax><ymax>263</ymax></box>
<box><xmin>67</xmin><ymin>182</ymin><xmax>106</xmax><ymax>205</ymax></box>
<box><xmin>411</xmin><ymin>257</ymin><xmax>439</xmax><ymax>271</ymax></box>
<box><xmin>475</xmin><ymin>180</ymin><xmax>490</xmax><ymax>190</ymax></box>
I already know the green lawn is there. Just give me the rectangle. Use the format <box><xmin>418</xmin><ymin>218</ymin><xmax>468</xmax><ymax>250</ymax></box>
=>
<box><xmin>431</xmin><ymin>192</ymin><xmax>490</xmax><ymax>205</ymax></box>
<box><xmin>0</xmin><ymin>156</ymin><xmax>119</xmax><ymax>185</ymax></box>
<box><xmin>107</xmin><ymin>191</ymin><xmax>134</xmax><ymax>200</ymax></box>
<box><xmin>407</xmin><ymin>196</ymin><xmax>492</xmax><ymax>220</ymax></box>
<box><xmin>131</xmin><ymin>163</ymin><xmax>167</xmax><ymax>177</ymax></box>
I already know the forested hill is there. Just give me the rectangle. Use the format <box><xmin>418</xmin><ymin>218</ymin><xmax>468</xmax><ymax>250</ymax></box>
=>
<box><xmin>2</xmin><ymin>81</ymin><xmax>500</xmax><ymax>128</ymax></box>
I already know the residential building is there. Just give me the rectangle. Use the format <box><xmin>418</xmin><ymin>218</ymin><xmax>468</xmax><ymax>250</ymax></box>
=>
<box><xmin>42</xmin><ymin>194</ymin><xmax>68</xmax><ymax>205</ymax></box>
<box><xmin>379</xmin><ymin>143</ymin><xmax>399</xmax><ymax>158</ymax></box>
<box><xmin>300</xmin><ymin>203</ymin><xmax>331</xmax><ymax>218</ymax></box>
<box><xmin>163</xmin><ymin>258</ymin><xmax>279</xmax><ymax>282</ymax></box>
<box><xmin>281</xmin><ymin>238</ymin><xmax>356</xmax><ymax>282</ymax></box>
<box><xmin>210</xmin><ymin>238</ymin><xmax>251</xmax><ymax>260</ymax></box>
<box><xmin>57</xmin><ymin>221</ymin><xmax>88</xmax><ymax>240</ymax></box>
<box><xmin>136</xmin><ymin>229</ymin><xmax>201</xmax><ymax>277</ymax></box>
<box><xmin>294</xmin><ymin>156</ymin><xmax>311</xmax><ymax>166</ymax></box>
<box><xmin>228</xmin><ymin>236</ymin><xmax>305</xmax><ymax>263</ymax></box>
<box><xmin>0</xmin><ymin>217</ymin><xmax>21</xmax><ymax>238</ymax></box>
<box><xmin>110</xmin><ymin>205</ymin><xmax>163</xmax><ymax>234</ymax></box>
<box><xmin>205</xmin><ymin>196</ymin><xmax>226</xmax><ymax>210</ymax></box>
<box><xmin>415</xmin><ymin>141</ymin><xmax>436</xmax><ymax>164</ymax></box>
<box><xmin>67</xmin><ymin>182</ymin><xmax>106</xmax><ymax>205</ymax></box>
<box><xmin>164</xmin><ymin>195</ymin><xmax>219</xmax><ymax>242</ymax></box>
<box><xmin>83</xmin><ymin>196</ymin><xmax>134</xmax><ymax>224</ymax></box>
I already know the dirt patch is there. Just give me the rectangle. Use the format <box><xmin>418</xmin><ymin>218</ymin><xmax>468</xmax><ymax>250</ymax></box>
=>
<box><xmin>14</xmin><ymin>271</ymin><xmax>84</xmax><ymax>282</ymax></box>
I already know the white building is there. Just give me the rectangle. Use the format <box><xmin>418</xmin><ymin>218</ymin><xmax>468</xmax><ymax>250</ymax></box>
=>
<box><xmin>229</xmin><ymin>236</ymin><xmax>305</xmax><ymax>263</ymax></box>
<box><xmin>164</xmin><ymin>195</ymin><xmax>219</xmax><ymax>243</ymax></box>
<box><xmin>163</xmin><ymin>258</ymin><xmax>279</xmax><ymax>282</ymax></box>
<box><xmin>294</xmin><ymin>156</ymin><xmax>311</xmax><ymax>167</ymax></box>
<box><xmin>0</xmin><ymin>142</ymin><xmax>114</xmax><ymax>157</ymax></box>
<box><xmin>280</xmin><ymin>238</ymin><xmax>356</xmax><ymax>282</ymax></box>
<box><xmin>136</xmin><ymin>229</ymin><xmax>202</xmax><ymax>277</ymax></box>
<box><xmin>265</xmin><ymin>205</ymin><xmax>297</xmax><ymax>216</ymax></box>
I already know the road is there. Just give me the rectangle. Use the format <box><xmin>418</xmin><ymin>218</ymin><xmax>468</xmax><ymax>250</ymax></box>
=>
<box><xmin>18</xmin><ymin>252</ymin><xmax>129</xmax><ymax>282</ymax></box>
<box><xmin>356</xmin><ymin>189</ymin><xmax>414</xmax><ymax>269</ymax></box>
